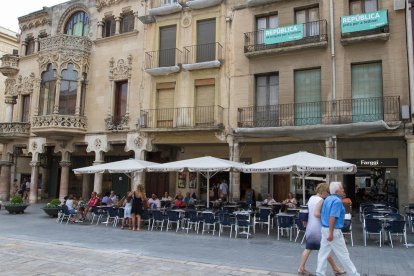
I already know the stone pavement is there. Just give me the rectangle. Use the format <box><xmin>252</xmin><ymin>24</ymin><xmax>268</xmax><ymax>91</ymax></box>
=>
<box><xmin>0</xmin><ymin>204</ymin><xmax>413</xmax><ymax>276</ymax></box>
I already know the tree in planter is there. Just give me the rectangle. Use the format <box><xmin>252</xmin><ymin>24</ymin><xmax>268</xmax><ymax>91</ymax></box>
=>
<box><xmin>4</xmin><ymin>195</ymin><xmax>29</xmax><ymax>214</ymax></box>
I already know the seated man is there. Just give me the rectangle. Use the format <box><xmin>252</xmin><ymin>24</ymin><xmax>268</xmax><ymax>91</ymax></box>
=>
<box><xmin>263</xmin><ymin>193</ymin><xmax>277</xmax><ymax>205</ymax></box>
<box><xmin>148</xmin><ymin>194</ymin><xmax>161</xmax><ymax>209</ymax></box>
<box><xmin>101</xmin><ymin>192</ymin><xmax>113</xmax><ymax>206</ymax></box>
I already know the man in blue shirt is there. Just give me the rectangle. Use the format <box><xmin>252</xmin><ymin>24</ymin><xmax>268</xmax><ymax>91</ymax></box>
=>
<box><xmin>316</xmin><ymin>182</ymin><xmax>360</xmax><ymax>276</ymax></box>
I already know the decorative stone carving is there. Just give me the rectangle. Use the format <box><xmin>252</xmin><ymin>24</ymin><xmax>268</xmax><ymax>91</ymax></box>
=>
<box><xmin>181</xmin><ymin>14</ymin><xmax>192</xmax><ymax>28</ymax></box>
<box><xmin>96</xmin><ymin>0</ymin><xmax>127</xmax><ymax>11</ymax></box>
<box><xmin>104</xmin><ymin>114</ymin><xmax>130</xmax><ymax>131</ymax></box>
<box><xmin>4</xmin><ymin>79</ymin><xmax>16</xmax><ymax>96</ymax></box>
<box><xmin>19</xmin><ymin>9</ymin><xmax>50</xmax><ymax>31</ymax></box>
<box><xmin>109</xmin><ymin>55</ymin><xmax>132</xmax><ymax>81</ymax></box>
<box><xmin>31</xmin><ymin>115</ymin><xmax>87</xmax><ymax>130</ymax></box>
<box><xmin>15</xmin><ymin>73</ymin><xmax>36</xmax><ymax>96</ymax></box>
<box><xmin>28</xmin><ymin>137</ymin><xmax>46</xmax><ymax>159</ymax></box>
<box><xmin>125</xmin><ymin>133</ymin><xmax>154</xmax><ymax>153</ymax></box>
<box><xmin>86</xmin><ymin>135</ymin><xmax>110</xmax><ymax>153</ymax></box>
<box><xmin>38</xmin><ymin>35</ymin><xmax>92</xmax><ymax>74</ymax></box>
<box><xmin>59</xmin><ymin>160</ymin><xmax>72</xmax><ymax>168</ymax></box>
<box><xmin>29</xmin><ymin>161</ymin><xmax>41</xmax><ymax>167</ymax></box>
<box><xmin>0</xmin><ymin>54</ymin><xmax>19</xmax><ymax>69</ymax></box>
<box><xmin>0</xmin><ymin>123</ymin><xmax>30</xmax><ymax>137</ymax></box>
<box><xmin>4</xmin><ymin>96</ymin><xmax>16</xmax><ymax>105</ymax></box>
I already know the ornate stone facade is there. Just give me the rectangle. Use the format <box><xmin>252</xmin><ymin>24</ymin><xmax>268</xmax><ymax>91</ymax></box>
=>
<box><xmin>96</xmin><ymin>0</ymin><xmax>128</xmax><ymax>11</ymax></box>
<box><xmin>31</xmin><ymin>115</ymin><xmax>87</xmax><ymax>130</ymax></box>
<box><xmin>109</xmin><ymin>55</ymin><xmax>132</xmax><ymax>81</ymax></box>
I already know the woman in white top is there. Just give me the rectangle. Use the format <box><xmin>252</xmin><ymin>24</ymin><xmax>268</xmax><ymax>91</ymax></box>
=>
<box><xmin>297</xmin><ymin>183</ymin><xmax>345</xmax><ymax>276</ymax></box>
<box><xmin>122</xmin><ymin>192</ymin><xmax>133</xmax><ymax>230</ymax></box>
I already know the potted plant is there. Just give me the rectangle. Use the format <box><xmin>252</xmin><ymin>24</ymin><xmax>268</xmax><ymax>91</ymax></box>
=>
<box><xmin>41</xmin><ymin>198</ymin><xmax>62</xmax><ymax>217</ymax></box>
<box><xmin>4</xmin><ymin>195</ymin><xmax>29</xmax><ymax>214</ymax></box>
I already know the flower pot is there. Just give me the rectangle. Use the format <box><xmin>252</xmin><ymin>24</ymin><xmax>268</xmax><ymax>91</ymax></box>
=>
<box><xmin>5</xmin><ymin>204</ymin><xmax>29</xmax><ymax>214</ymax></box>
<box><xmin>42</xmin><ymin>207</ymin><xmax>61</xmax><ymax>217</ymax></box>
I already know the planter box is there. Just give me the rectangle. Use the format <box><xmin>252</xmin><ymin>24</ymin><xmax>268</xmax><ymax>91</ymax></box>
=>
<box><xmin>42</xmin><ymin>207</ymin><xmax>61</xmax><ymax>217</ymax></box>
<box><xmin>5</xmin><ymin>205</ymin><xmax>28</xmax><ymax>214</ymax></box>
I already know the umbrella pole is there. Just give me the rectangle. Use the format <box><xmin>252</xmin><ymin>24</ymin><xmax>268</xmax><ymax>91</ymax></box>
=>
<box><xmin>207</xmin><ymin>172</ymin><xmax>210</xmax><ymax>209</ymax></box>
<box><xmin>302</xmin><ymin>177</ymin><xmax>306</xmax><ymax>205</ymax></box>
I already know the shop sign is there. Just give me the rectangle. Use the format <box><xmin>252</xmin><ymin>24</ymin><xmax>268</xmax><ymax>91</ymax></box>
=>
<box><xmin>343</xmin><ymin>158</ymin><xmax>398</xmax><ymax>167</ymax></box>
<box><xmin>264</xmin><ymin>24</ymin><xmax>303</xmax><ymax>44</ymax></box>
<box><xmin>341</xmin><ymin>10</ymin><xmax>388</xmax><ymax>33</ymax></box>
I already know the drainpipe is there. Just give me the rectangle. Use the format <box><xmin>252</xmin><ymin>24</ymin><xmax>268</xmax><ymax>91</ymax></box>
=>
<box><xmin>407</xmin><ymin>1</ymin><xmax>414</xmax><ymax>123</ymax></box>
<box><xmin>330</xmin><ymin>0</ymin><xmax>336</xmax><ymax>102</ymax></box>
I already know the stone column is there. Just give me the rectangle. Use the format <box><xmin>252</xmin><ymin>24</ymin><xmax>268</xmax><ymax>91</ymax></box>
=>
<box><xmin>21</xmin><ymin>41</ymin><xmax>27</xmax><ymax>56</ymax></box>
<box><xmin>406</xmin><ymin>137</ymin><xmax>414</xmax><ymax>203</ymax></box>
<box><xmin>325</xmin><ymin>136</ymin><xmax>338</xmax><ymax>183</ymax></box>
<box><xmin>115</xmin><ymin>16</ymin><xmax>121</xmax><ymax>35</ymax></box>
<box><xmin>34</xmin><ymin>38</ymin><xmax>39</xmax><ymax>53</ymax></box>
<box><xmin>58</xmin><ymin>161</ymin><xmax>71</xmax><ymax>202</ymax></box>
<box><xmin>40</xmin><ymin>166</ymin><xmax>49</xmax><ymax>198</ymax></box>
<box><xmin>0</xmin><ymin>162</ymin><xmax>12</xmax><ymax>201</ymax></box>
<box><xmin>230</xmin><ymin>142</ymin><xmax>240</xmax><ymax>202</ymax></box>
<box><xmin>29</xmin><ymin>161</ymin><xmax>40</xmax><ymax>203</ymax></box>
<box><xmin>82</xmin><ymin>174</ymin><xmax>91</xmax><ymax>199</ymax></box>
<box><xmin>53</xmin><ymin>76</ymin><xmax>61</xmax><ymax>114</ymax></box>
<box><xmin>133</xmin><ymin>12</ymin><xmax>139</xmax><ymax>31</ymax></box>
<box><xmin>75</xmin><ymin>78</ymin><xmax>82</xmax><ymax>116</ymax></box>
<box><xmin>97</xmin><ymin>21</ymin><xmax>104</xmax><ymax>39</ymax></box>
<box><xmin>4</xmin><ymin>96</ymin><xmax>16</xmax><ymax>122</ymax></box>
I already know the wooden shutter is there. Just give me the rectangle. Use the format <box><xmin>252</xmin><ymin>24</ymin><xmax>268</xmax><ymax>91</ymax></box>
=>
<box><xmin>195</xmin><ymin>85</ymin><xmax>215</xmax><ymax>126</ymax></box>
<box><xmin>197</xmin><ymin>19</ymin><xmax>216</xmax><ymax>62</ymax></box>
<box><xmin>156</xmin><ymin>89</ymin><xmax>174</xmax><ymax>127</ymax></box>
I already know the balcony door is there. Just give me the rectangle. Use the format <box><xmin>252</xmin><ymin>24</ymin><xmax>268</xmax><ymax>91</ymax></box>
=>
<box><xmin>156</xmin><ymin>89</ymin><xmax>174</xmax><ymax>128</ymax></box>
<box><xmin>21</xmin><ymin>95</ymin><xmax>30</xmax><ymax>122</ymax></box>
<box><xmin>196</xmin><ymin>19</ymin><xmax>216</xmax><ymax>62</ymax></box>
<box><xmin>295</xmin><ymin>6</ymin><xmax>319</xmax><ymax>37</ymax></box>
<box><xmin>349</xmin><ymin>0</ymin><xmax>378</xmax><ymax>14</ymax></box>
<box><xmin>114</xmin><ymin>81</ymin><xmax>128</xmax><ymax>125</ymax></box>
<box><xmin>351</xmin><ymin>62</ymin><xmax>383</xmax><ymax>122</ymax></box>
<box><xmin>294</xmin><ymin>68</ymin><xmax>321</xmax><ymax>126</ymax></box>
<box><xmin>256</xmin><ymin>15</ymin><xmax>278</xmax><ymax>45</ymax></box>
<box><xmin>255</xmin><ymin>73</ymin><xmax>279</xmax><ymax>127</ymax></box>
<box><xmin>195</xmin><ymin>81</ymin><xmax>215</xmax><ymax>127</ymax></box>
<box><xmin>159</xmin><ymin>25</ymin><xmax>176</xmax><ymax>67</ymax></box>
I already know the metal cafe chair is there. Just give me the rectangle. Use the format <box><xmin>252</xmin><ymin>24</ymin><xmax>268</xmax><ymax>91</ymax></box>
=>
<box><xmin>384</xmin><ymin>220</ymin><xmax>408</xmax><ymax>248</ymax></box>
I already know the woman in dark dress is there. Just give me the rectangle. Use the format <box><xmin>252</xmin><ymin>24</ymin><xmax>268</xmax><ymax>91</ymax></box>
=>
<box><xmin>131</xmin><ymin>184</ymin><xmax>145</xmax><ymax>231</ymax></box>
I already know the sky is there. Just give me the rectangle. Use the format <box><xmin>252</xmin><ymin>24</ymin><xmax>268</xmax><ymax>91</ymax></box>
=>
<box><xmin>0</xmin><ymin>0</ymin><xmax>68</xmax><ymax>33</ymax></box>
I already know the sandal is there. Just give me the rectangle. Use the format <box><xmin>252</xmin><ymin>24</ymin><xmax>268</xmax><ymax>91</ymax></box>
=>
<box><xmin>334</xmin><ymin>271</ymin><xmax>346</xmax><ymax>276</ymax></box>
<box><xmin>297</xmin><ymin>270</ymin><xmax>312</xmax><ymax>276</ymax></box>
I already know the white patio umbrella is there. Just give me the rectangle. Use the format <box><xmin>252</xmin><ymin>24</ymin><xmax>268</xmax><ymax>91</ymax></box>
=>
<box><xmin>147</xmin><ymin>156</ymin><xmax>246</xmax><ymax>208</ymax></box>
<box><xmin>73</xmin><ymin>159</ymin><xmax>159</xmax><ymax>174</ymax></box>
<box><xmin>242</xmin><ymin>151</ymin><xmax>356</xmax><ymax>204</ymax></box>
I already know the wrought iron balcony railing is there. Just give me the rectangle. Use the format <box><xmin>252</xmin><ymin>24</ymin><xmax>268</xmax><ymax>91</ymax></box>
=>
<box><xmin>183</xmin><ymin>42</ymin><xmax>222</xmax><ymax>64</ymax></box>
<box><xmin>145</xmin><ymin>48</ymin><xmax>183</xmax><ymax>69</ymax></box>
<box><xmin>237</xmin><ymin>96</ymin><xmax>400</xmax><ymax>128</ymax></box>
<box><xmin>140</xmin><ymin>106</ymin><xmax>224</xmax><ymax>129</ymax></box>
<box><xmin>244</xmin><ymin>19</ymin><xmax>328</xmax><ymax>53</ymax></box>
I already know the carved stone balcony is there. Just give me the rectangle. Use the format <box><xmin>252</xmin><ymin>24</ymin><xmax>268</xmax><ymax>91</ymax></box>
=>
<box><xmin>186</xmin><ymin>0</ymin><xmax>223</xmax><ymax>10</ymax></box>
<box><xmin>39</xmin><ymin>34</ymin><xmax>92</xmax><ymax>54</ymax></box>
<box><xmin>0</xmin><ymin>122</ymin><xmax>30</xmax><ymax>142</ymax></box>
<box><xmin>0</xmin><ymin>54</ymin><xmax>19</xmax><ymax>77</ymax></box>
<box><xmin>31</xmin><ymin>115</ymin><xmax>87</xmax><ymax>137</ymax></box>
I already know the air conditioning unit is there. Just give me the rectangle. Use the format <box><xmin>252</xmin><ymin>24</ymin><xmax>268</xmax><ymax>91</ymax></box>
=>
<box><xmin>394</xmin><ymin>0</ymin><xmax>405</xmax><ymax>10</ymax></box>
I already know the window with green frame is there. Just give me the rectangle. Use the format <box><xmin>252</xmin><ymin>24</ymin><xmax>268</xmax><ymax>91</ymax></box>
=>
<box><xmin>38</xmin><ymin>64</ymin><xmax>56</xmax><ymax>115</ymax></box>
<box><xmin>64</xmin><ymin>11</ymin><xmax>89</xmax><ymax>36</ymax></box>
<box><xmin>351</xmin><ymin>62</ymin><xmax>383</xmax><ymax>122</ymax></box>
<box><xmin>294</xmin><ymin>68</ymin><xmax>321</xmax><ymax>126</ymax></box>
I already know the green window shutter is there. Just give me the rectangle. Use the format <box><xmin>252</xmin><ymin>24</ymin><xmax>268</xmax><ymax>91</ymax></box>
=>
<box><xmin>294</xmin><ymin>68</ymin><xmax>321</xmax><ymax>125</ymax></box>
<box><xmin>351</xmin><ymin>62</ymin><xmax>383</xmax><ymax>122</ymax></box>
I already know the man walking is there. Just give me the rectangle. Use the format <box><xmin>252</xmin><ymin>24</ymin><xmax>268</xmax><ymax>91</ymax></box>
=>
<box><xmin>316</xmin><ymin>182</ymin><xmax>360</xmax><ymax>276</ymax></box>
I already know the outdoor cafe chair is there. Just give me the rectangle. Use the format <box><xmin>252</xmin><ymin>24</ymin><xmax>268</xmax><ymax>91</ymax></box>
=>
<box><xmin>384</xmin><ymin>220</ymin><xmax>408</xmax><ymax>248</ymax></box>
<box><xmin>101</xmin><ymin>207</ymin><xmax>118</xmax><ymax>227</ymax></box>
<box><xmin>294</xmin><ymin>217</ymin><xmax>306</xmax><ymax>244</ymax></box>
<box><xmin>341</xmin><ymin>219</ymin><xmax>354</xmax><ymax>247</ymax></box>
<box><xmin>166</xmin><ymin>210</ymin><xmax>181</xmax><ymax>232</ymax></box>
<box><xmin>235</xmin><ymin>213</ymin><xmax>252</xmax><ymax>239</ymax></box>
<box><xmin>253</xmin><ymin>208</ymin><xmax>272</xmax><ymax>235</ymax></box>
<box><xmin>90</xmin><ymin>206</ymin><xmax>107</xmax><ymax>225</ymax></box>
<box><xmin>184</xmin><ymin>210</ymin><xmax>200</xmax><ymax>234</ymax></box>
<box><xmin>60</xmin><ymin>205</ymin><xmax>75</xmax><ymax>224</ymax></box>
<box><xmin>201</xmin><ymin>212</ymin><xmax>218</xmax><ymax>235</ymax></box>
<box><xmin>363</xmin><ymin>218</ymin><xmax>382</xmax><ymax>247</ymax></box>
<box><xmin>151</xmin><ymin>209</ymin><xmax>166</xmax><ymax>231</ymax></box>
<box><xmin>219</xmin><ymin>212</ymin><xmax>235</xmax><ymax>238</ymax></box>
<box><xmin>114</xmin><ymin>207</ymin><xmax>124</xmax><ymax>228</ymax></box>
<box><xmin>141</xmin><ymin>209</ymin><xmax>152</xmax><ymax>230</ymax></box>
<box><xmin>276</xmin><ymin>214</ymin><xmax>295</xmax><ymax>241</ymax></box>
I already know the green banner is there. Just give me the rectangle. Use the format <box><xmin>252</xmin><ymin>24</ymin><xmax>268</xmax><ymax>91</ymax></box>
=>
<box><xmin>264</xmin><ymin>24</ymin><xmax>303</xmax><ymax>45</ymax></box>
<box><xmin>341</xmin><ymin>10</ymin><xmax>388</xmax><ymax>33</ymax></box>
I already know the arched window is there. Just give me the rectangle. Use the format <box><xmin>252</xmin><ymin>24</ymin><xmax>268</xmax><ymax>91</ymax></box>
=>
<box><xmin>64</xmin><ymin>11</ymin><xmax>89</xmax><ymax>36</ymax></box>
<box><xmin>39</xmin><ymin>64</ymin><xmax>56</xmax><ymax>115</ymax></box>
<box><xmin>59</xmin><ymin>64</ymin><xmax>78</xmax><ymax>115</ymax></box>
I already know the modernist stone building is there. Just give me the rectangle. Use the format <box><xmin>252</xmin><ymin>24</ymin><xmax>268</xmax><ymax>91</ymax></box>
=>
<box><xmin>0</xmin><ymin>0</ymin><xmax>412</xmax><ymax>209</ymax></box>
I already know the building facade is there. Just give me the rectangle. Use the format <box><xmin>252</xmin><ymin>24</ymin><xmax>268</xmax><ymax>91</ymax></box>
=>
<box><xmin>0</xmin><ymin>0</ymin><xmax>412</xmax><ymax>208</ymax></box>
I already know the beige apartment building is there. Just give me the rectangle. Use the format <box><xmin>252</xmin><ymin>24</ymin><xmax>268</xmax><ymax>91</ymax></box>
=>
<box><xmin>0</xmin><ymin>0</ymin><xmax>412</xmax><ymax>209</ymax></box>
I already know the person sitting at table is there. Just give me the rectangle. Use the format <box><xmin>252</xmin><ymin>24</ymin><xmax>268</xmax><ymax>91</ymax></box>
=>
<box><xmin>65</xmin><ymin>194</ymin><xmax>80</xmax><ymax>223</ymax></box>
<box><xmin>174</xmin><ymin>190</ymin><xmax>183</xmax><ymax>201</ymax></box>
<box><xmin>174</xmin><ymin>194</ymin><xmax>186</xmax><ymax>208</ymax></box>
<box><xmin>101</xmin><ymin>192</ymin><xmax>113</xmax><ymax>206</ymax></box>
<box><xmin>148</xmin><ymin>194</ymin><xmax>161</xmax><ymax>209</ymax></box>
<box><xmin>183</xmin><ymin>192</ymin><xmax>191</xmax><ymax>206</ymax></box>
<box><xmin>83</xmin><ymin>192</ymin><xmax>99</xmax><ymax>219</ymax></box>
<box><xmin>283</xmin><ymin>192</ymin><xmax>297</xmax><ymax>208</ymax></box>
<box><xmin>162</xmin><ymin>192</ymin><xmax>172</xmax><ymax>201</ymax></box>
<box><xmin>263</xmin><ymin>193</ymin><xmax>277</xmax><ymax>205</ymax></box>
<box><xmin>109</xmin><ymin>190</ymin><xmax>117</xmax><ymax>205</ymax></box>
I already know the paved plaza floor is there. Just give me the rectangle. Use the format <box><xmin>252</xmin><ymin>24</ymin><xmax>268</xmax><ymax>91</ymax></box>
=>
<box><xmin>0</xmin><ymin>204</ymin><xmax>413</xmax><ymax>276</ymax></box>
